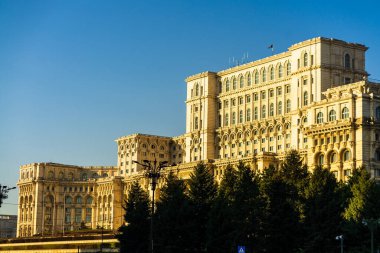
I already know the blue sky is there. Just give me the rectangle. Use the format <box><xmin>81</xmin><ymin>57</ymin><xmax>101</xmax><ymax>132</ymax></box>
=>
<box><xmin>1</xmin><ymin>0</ymin><xmax>380</xmax><ymax>214</ymax></box>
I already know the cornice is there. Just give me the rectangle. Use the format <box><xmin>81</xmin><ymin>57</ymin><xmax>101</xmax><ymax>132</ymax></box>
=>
<box><xmin>185</xmin><ymin>71</ymin><xmax>217</xmax><ymax>82</ymax></box>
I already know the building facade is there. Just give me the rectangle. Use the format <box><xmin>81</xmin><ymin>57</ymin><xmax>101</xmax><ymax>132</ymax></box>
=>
<box><xmin>0</xmin><ymin>215</ymin><xmax>17</xmax><ymax>238</ymax></box>
<box><xmin>17</xmin><ymin>37</ymin><xmax>380</xmax><ymax>237</ymax></box>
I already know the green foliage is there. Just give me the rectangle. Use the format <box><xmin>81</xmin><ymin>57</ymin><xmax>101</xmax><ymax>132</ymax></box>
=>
<box><xmin>154</xmin><ymin>172</ymin><xmax>193</xmax><ymax>253</ymax></box>
<box><xmin>116</xmin><ymin>181</ymin><xmax>150</xmax><ymax>253</ymax></box>
<box><xmin>207</xmin><ymin>162</ymin><xmax>263</xmax><ymax>253</ymax></box>
<box><xmin>260</xmin><ymin>164</ymin><xmax>301</xmax><ymax>253</ymax></box>
<box><xmin>188</xmin><ymin>162</ymin><xmax>218</xmax><ymax>252</ymax></box>
<box><xmin>303</xmin><ymin>166</ymin><xmax>344</xmax><ymax>253</ymax></box>
<box><xmin>344</xmin><ymin>168</ymin><xmax>380</xmax><ymax>222</ymax></box>
<box><xmin>117</xmin><ymin>152</ymin><xmax>380</xmax><ymax>253</ymax></box>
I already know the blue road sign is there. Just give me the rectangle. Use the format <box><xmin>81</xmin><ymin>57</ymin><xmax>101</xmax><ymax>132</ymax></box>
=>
<box><xmin>238</xmin><ymin>245</ymin><xmax>246</xmax><ymax>253</ymax></box>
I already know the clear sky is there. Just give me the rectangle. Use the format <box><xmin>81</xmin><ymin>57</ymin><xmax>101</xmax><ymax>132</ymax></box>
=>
<box><xmin>1</xmin><ymin>0</ymin><xmax>380</xmax><ymax>215</ymax></box>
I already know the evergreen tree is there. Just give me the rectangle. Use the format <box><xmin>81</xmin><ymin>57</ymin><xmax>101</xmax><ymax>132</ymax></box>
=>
<box><xmin>303</xmin><ymin>166</ymin><xmax>344</xmax><ymax>253</ymax></box>
<box><xmin>231</xmin><ymin>162</ymin><xmax>263</xmax><ymax>252</ymax></box>
<box><xmin>188</xmin><ymin>162</ymin><xmax>217</xmax><ymax>252</ymax></box>
<box><xmin>207</xmin><ymin>165</ymin><xmax>237</xmax><ymax>253</ymax></box>
<box><xmin>154</xmin><ymin>172</ymin><xmax>193</xmax><ymax>253</ymax></box>
<box><xmin>260</xmin><ymin>165</ymin><xmax>300</xmax><ymax>253</ymax></box>
<box><xmin>342</xmin><ymin>168</ymin><xmax>380</xmax><ymax>253</ymax></box>
<box><xmin>117</xmin><ymin>182</ymin><xmax>150</xmax><ymax>253</ymax></box>
<box><xmin>344</xmin><ymin>168</ymin><xmax>380</xmax><ymax>222</ymax></box>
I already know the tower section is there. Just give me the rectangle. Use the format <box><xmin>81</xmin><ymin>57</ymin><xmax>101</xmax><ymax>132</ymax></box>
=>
<box><xmin>185</xmin><ymin>72</ymin><xmax>218</xmax><ymax>163</ymax></box>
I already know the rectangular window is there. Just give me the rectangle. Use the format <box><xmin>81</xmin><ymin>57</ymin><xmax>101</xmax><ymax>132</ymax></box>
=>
<box><xmin>65</xmin><ymin>208</ymin><xmax>71</xmax><ymax>223</ymax></box>
<box><xmin>253</xmin><ymin>93</ymin><xmax>258</xmax><ymax>101</ymax></box>
<box><xmin>269</xmin><ymin>89</ymin><xmax>274</xmax><ymax>97</ymax></box>
<box><xmin>286</xmin><ymin>85</ymin><xmax>291</xmax><ymax>93</ymax></box>
<box><xmin>261</xmin><ymin>91</ymin><xmax>266</xmax><ymax>99</ymax></box>
<box><xmin>277</xmin><ymin>87</ymin><xmax>282</xmax><ymax>95</ymax></box>
<box><xmin>246</xmin><ymin>95</ymin><xmax>251</xmax><ymax>103</ymax></box>
<box><xmin>303</xmin><ymin>79</ymin><xmax>308</xmax><ymax>86</ymax></box>
<box><xmin>269</xmin><ymin>146</ymin><xmax>273</xmax><ymax>151</ymax></box>
<box><xmin>304</xmin><ymin>137</ymin><xmax>308</xmax><ymax>143</ymax></box>
<box><xmin>277</xmin><ymin>145</ymin><xmax>282</xmax><ymax>150</ymax></box>
<box><xmin>86</xmin><ymin>208</ymin><xmax>92</xmax><ymax>223</ymax></box>
<box><xmin>75</xmin><ymin>208</ymin><xmax>81</xmax><ymax>223</ymax></box>
<box><xmin>239</xmin><ymin>97</ymin><xmax>244</xmax><ymax>105</ymax></box>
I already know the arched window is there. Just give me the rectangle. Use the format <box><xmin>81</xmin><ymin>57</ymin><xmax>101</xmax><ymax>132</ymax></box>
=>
<box><xmin>246</xmin><ymin>108</ymin><xmax>251</xmax><ymax>121</ymax></box>
<box><xmin>81</xmin><ymin>173</ymin><xmax>88</xmax><ymax>181</ymax></box>
<box><xmin>269</xmin><ymin>103</ymin><xmax>274</xmax><ymax>117</ymax></box>
<box><xmin>65</xmin><ymin>196</ymin><xmax>72</xmax><ymax>204</ymax></box>
<box><xmin>225</xmin><ymin>79</ymin><xmax>230</xmax><ymax>92</ymax></box>
<box><xmin>262</xmin><ymin>68</ymin><xmax>267</xmax><ymax>82</ymax></box>
<box><xmin>92</xmin><ymin>173</ymin><xmax>98</xmax><ymax>178</ymax></box>
<box><xmin>225</xmin><ymin>113</ymin><xmax>229</xmax><ymax>126</ymax></box>
<box><xmin>247</xmin><ymin>73</ymin><xmax>252</xmax><ymax>86</ymax></box>
<box><xmin>287</xmin><ymin>62</ymin><xmax>291</xmax><ymax>75</ymax></box>
<box><xmin>344</xmin><ymin>53</ymin><xmax>351</xmax><ymax>69</ymax></box>
<box><xmin>278</xmin><ymin>64</ymin><xmax>283</xmax><ymax>78</ymax></box>
<box><xmin>278</xmin><ymin>101</ymin><xmax>282</xmax><ymax>115</ymax></box>
<box><xmin>343</xmin><ymin>150</ymin><xmax>350</xmax><ymax>162</ymax></box>
<box><xmin>232</xmin><ymin>112</ymin><xmax>236</xmax><ymax>125</ymax></box>
<box><xmin>239</xmin><ymin>76</ymin><xmax>244</xmax><ymax>88</ymax></box>
<box><xmin>318</xmin><ymin>154</ymin><xmax>324</xmax><ymax>165</ymax></box>
<box><xmin>270</xmin><ymin>67</ymin><xmax>274</xmax><ymax>80</ymax></box>
<box><xmin>76</xmin><ymin>196</ymin><xmax>82</xmax><ymax>204</ymax></box>
<box><xmin>342</xmin><ymin>107</ymin><xmax>349</xmax><ymax>119</ymax></box>
<box><xmin>330</xmin><ymin>152</ymin><xmax>337</xmax><ymax>163</ymax></box>
<box><xmin>239</xmin><ymin>110</ymin><xmax>243</xmax><ymax>123</ymax></box>
<box><xmin>329</xmin><ymin>110</ymin><xmax>336</xmax><ymax>121</ymax></box>
<box><xmin>304</xmin><ymin>53</ymin><xmax>308</xmax><ymax>66</ymax></box>
<box><xmin>195</xmin><ymin>83</ymin><xmax>199</xmax><ymax>96</ymax></box>
<box><xmin>47</xmin><ymin>171</ymin><xmax>54</xmax><ymax>180</ymax></box>
<box><xmin>286</xmin><ymin>99</ymin><xmax>291</xmax><ymax>113</ymax></box>
<box><xmin>316</xmin><ymin>112</ymin><xmax>324</xmax><ymax>123</ymax></box>
<box><xmin>254</xmin><ymin>71</ymin><xmax>259</xmax><ymax>84</ymax></box>
<box><xmin>254</xmin><ymin>107</ymin><xmax>258</xmax><ymax>120</ymax></box>
<box><xmin>232</xmin><ymin>77</ymin><xmax>237</xmax><ymax>90</ymax></box>
<box><xmin>86</xmin><ymin>197</ymin><xmax>93</xmax><ymax>205</ymax></box>
<box><xmin>303</xmin><ymin>91</ymin><xmax>308</xmax><ymax>106</ymax></box>
<box><xmin>218</xmin><ymin>81</ymin><xmax>222</xmax><ymax>93</ymax></box>
<box><xmin>262</xmin><ymin>105</ymin><xmax>266</xmax><ymax>118</ymax></box>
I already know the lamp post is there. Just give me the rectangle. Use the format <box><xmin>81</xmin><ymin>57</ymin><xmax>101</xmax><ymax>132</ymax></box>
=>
<box><xmin>0</xmin><ymin>185</ymin><xmax>16</xmax><ymax>208</ymax></box>
<box><xmin>362</xmin><ymin>218</ymin><xmax>380</xmax><ymax>253</ymax></box>
<box><xmin>335</xmin><ymin>235</ymin><xmax>344</xmax><ymax>253</ymax></box>
<box><xmin>132</xmin><ymin>159</ymin><xmax>168</xmax><ymax>253</ymax></box>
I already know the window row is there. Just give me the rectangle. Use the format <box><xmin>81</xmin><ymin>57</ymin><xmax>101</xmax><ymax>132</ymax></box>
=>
<box><xmin>316</xmin><ymin>150</ymin><xmax>351</xmax><ymax>166</ymax></box>
<box><xmin>220</xmin><ymin>86</ymin><xmax>291</xmax><ymax>109</ymax></box>
<box><xmin>220</xmin><ymin>101</ymin><xmax>292</xmax><ymax>126</ymax></box>
<box><xmin>220</xmin><ymin>63</ymin><xmax>291</xmax><ymax>92</ymax></box>
<box><xmin>315</xmin><ymin>107</ymin><xmax>350</xmax><ymax>124</ymax></box>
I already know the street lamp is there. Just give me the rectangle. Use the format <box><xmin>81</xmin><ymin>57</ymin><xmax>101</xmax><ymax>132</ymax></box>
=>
<box><xmin>0</xmin><ymin>185</ymin><xmax>16</xmax><ymax>208</ymax></box>
<box><xmin>132</xmin><ymin>159</ymin><xmax>168</xmax><ymax>253</ymax></box>
<box><xmin>362</xmin><ymin>218</ymin><xmax>380</xmax><ymax>253</ymax></box>
<box><xmin>335</xmin><ymin>235</ymin><xmax>343</xmax><ymax>253</ymax></box>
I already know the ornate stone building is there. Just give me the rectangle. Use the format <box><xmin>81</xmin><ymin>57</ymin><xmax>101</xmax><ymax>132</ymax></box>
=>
<box><xmin>17</xmin><ymin>37</ymin><xmax>380</xmax><ymax>237</ymax></box>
